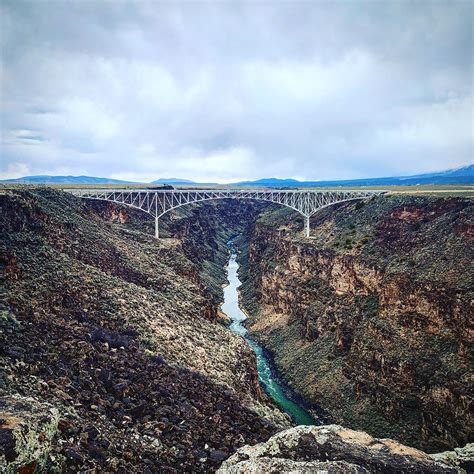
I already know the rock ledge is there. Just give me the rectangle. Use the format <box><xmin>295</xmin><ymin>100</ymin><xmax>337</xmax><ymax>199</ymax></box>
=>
<box><xmin>218</xmin><ymin>424</ymin><xmax>457</xmax><ymax>473</ymax></box>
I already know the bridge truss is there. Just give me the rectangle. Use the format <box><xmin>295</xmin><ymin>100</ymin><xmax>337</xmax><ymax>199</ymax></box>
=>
<box><xmin>67</xmin><ymin>188</ymin><xmax>383</xmax><ymax>238</ymax></box>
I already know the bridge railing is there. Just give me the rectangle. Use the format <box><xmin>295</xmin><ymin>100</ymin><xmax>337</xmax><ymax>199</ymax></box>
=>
<box><xmin>65</xmin><ymin>188</ymin><xmax>385</xmax><ymax>239</ymax></box>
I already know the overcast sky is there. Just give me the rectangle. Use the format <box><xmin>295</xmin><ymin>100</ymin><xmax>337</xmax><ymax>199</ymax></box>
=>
<box><xmin>1</xmin><ymin>1</ymin><xmax>472</xmax><ymax>183</ymax></box>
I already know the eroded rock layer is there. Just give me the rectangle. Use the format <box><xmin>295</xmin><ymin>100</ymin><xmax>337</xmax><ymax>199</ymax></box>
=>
<box><xmin>239</xmin><ymin>195</ymin><xmax>473</xmax><ymax>452</ymax></box>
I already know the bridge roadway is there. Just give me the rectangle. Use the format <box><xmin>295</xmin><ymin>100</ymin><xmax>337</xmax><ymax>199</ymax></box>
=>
<box><xmin>66</xmin><ymin>188</ymin><xmax>384</xmax><ymax>238</ymax></box>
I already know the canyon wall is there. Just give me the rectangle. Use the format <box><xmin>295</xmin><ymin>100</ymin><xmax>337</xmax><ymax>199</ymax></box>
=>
<box><xmin>0</xmin><ymin>188</ymin><xmax>280</xmax><ymax>472</ymax></box>
<box><xmin>239</xmin><ymin>194</ymin><xmax>473</xmax><ymax>452</ymax></box>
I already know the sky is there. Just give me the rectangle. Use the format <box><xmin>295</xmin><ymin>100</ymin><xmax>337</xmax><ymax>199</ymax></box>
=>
<box><xmin>1</xmin><ymin>1</ymin><xmax>472</xmax><ymax>183</ymax></box>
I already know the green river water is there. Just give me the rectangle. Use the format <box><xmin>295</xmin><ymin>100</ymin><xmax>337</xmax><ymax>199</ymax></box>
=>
<box><xmin>221</xmin><ymin>248</ymin><xmax>318</xmax><ymax>426</ymax></box>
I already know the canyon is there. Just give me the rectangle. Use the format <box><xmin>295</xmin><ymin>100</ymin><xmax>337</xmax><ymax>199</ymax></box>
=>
<box><xmin>1</xmin><ymin>187</ymin><xmax>472</xmax><ymax>472</ymax></box>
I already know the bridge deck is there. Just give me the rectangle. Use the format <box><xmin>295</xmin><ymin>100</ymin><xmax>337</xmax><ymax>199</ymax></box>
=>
<box><xmin>65</xmin><ymin>188</ymin><xmax>385</xmax><ymax>238</ymax></box>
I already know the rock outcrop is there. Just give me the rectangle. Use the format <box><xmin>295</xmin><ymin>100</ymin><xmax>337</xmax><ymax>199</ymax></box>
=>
<box><xmin>430</xmin><ymin>443</ymin><xmax>474</xmax><ymax>472</ymax></box>
<box><xmin>0</xmin><ymin>396</ymin><xmax>60</xmax><ymax>473</ymax></box>
<box><xmin>218</xmin><ymin>425</ymin><xmax>456</xmax><ymax>473</ymax></box>
<box><xmin>239</xmin><ymin>195</ymin><xmax>473</xmax><ymax>452</ymax></box>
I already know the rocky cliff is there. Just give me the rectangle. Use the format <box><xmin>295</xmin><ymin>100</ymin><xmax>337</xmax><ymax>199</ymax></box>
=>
<box><xmin>0</xmin><ymin>188</ymin><xmax>280</xmax><ymax>472</ymax></box>
<box><xmin>239</xmin><ymin>195</ymin><xmax>473</xmax><ymax>452</ymax></box>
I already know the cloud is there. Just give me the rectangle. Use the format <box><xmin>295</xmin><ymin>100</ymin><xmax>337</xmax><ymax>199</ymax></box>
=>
<box><xmin>0</xmin><ymin>0</ymin><xmax>472</xmax><ymax>182</ymax></box>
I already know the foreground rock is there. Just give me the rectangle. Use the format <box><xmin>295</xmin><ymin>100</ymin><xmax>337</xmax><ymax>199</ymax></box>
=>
<box><xmin>430</xmin><ymin>444</ymin><xmax>474</xmax><ymax>472</ymax></box>
<box><xmin>0</xmin><ymin>395</ymin><xmax>60</xmax><ymax>473</ymax></box>
<box><xmin>218</xmin><ymin>425</ymin><xmax>457</xmax><ymax>473</ymax></box>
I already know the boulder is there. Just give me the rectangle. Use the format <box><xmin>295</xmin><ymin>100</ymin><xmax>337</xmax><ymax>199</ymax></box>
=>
<box><xmin>0</xmin><ymin>395</ymin><xmax>60</xmax><ymax>473</ymax></box>
<box><xmin>218</xmin><ymin>424</ymin><xmax>456</xmax><ymax>473</ymax></box>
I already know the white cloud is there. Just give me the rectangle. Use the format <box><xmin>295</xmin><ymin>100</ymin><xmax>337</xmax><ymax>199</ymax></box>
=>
<box><xmin>0</xmin><ymin>1</ymin><xmax>472</xmax><ymax>181</ymax></box>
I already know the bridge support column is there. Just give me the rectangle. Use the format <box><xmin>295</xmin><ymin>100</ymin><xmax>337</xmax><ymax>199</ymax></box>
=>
<box><xmin>304</xmin><ymin>215</ymin><xmax>310</xmax><ymax>238</ymax></box>
<box><xmin>155</xmin><ymin>217</ymin><xmax>159</xmax><ymax>239</ymax></box>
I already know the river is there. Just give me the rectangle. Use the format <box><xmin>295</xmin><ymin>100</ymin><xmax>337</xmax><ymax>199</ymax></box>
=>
<box><xmin>221</xmin><ymin>245</ymin><xmax>318</xmax><ymax>425</ymax></box>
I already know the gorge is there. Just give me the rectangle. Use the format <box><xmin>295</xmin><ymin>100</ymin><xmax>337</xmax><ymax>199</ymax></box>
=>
<box><xmin>222</xmin><ymin>243</ymin><xmax>317</xmax><ymax>426</ymax></box>
<box><xmin>1</xmin><ymin>187</ymin><xmax>472</xmax><ymax>472</ymax></box>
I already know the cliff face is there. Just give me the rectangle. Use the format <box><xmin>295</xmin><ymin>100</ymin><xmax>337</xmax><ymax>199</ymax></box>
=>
<box><xmin>0</xmin><ymin>188</ymin><xmax>278</xmax><ymax>472</ymax></box>
<box><xmin>240</xmin><ymin>195</ymin><xmax>473</xmax><ymax>452</ymax></box>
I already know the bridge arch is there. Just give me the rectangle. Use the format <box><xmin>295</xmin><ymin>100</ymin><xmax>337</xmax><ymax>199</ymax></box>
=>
<box><xmin>67</xmin><ymin>188</ymin><xmax>384</xmax><ymax>238</ymax></box>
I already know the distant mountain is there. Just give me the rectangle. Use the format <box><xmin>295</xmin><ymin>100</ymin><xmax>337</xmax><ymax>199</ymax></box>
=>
<box><xmin>235</xmin><ymin>178</ymin><xmax>300</xmax><ymax>186</ymax></box>
<box><xmin>409</xmin><ymin>164</ymin><xmax>474</xmax><ymax>179</ymax></box>
<box><xmin>232</xmin><ymin>165</ymin><xmax>474</xmax><ymax>187</ymax></box>
<box><xmin>446</xmin><ymin>164</ymin><xmax>474</xmax><ymax>177</ymax></box>
<box><xmin>151</xmin><ymin>178</ymin><xmax>196</xmax><ymax>184</ymax></box>
<box><xmin>0</xmin><ymin>175</ymin><xmax>138</xmax><ymax>184</ymax></box>
<box><xmin>2</xmin><ymin>165</ymin><xmax>472</xmax><ymax>187</ymax></box>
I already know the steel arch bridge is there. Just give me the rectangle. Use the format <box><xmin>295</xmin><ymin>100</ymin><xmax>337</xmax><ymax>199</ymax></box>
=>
<box><xmin>67</xmin><ymin>188</ymin><xmax>384</xmax><ymax>238</ymax></box>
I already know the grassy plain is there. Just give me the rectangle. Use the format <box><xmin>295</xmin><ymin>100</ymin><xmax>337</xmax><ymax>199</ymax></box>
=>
<box><xmin>1</xmin><ymin>182</ymin><xmax>473</xmax><ymax>197</ymax></box>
